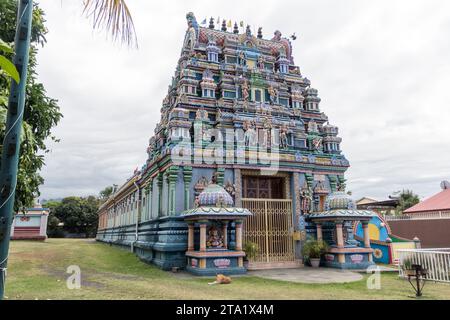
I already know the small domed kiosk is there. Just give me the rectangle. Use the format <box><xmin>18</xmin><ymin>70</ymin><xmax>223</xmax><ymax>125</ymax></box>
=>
<box><xmin>182</xmin><ymin>183</ymin><xmax>252</xmax><ymax>276</ymax></box>
<box><xmin>308</xmin><ymin>191</ymin><xmax>376</xmax><ymax>269</ymax></box>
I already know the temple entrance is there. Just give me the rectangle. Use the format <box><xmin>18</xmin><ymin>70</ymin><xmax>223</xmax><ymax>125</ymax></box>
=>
<box><xmin>241</xmin><ymin>175</ymin><xmax>296</xmax><ymax>267</ymax></box>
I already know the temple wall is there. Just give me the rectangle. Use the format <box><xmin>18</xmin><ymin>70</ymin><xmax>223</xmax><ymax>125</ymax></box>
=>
<box><xmin>97</xmin><ymin>216</ymin><xmax>188</xmax><ymax>270</ymax></box>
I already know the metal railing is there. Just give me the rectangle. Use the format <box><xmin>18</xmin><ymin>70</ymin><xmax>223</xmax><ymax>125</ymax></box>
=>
<box><xmin>397</xmin><ymin>248</ymin><xmax>450</xmax><ymax>283</ymax></box>
<box><xmin>384</xmin><ymin>211</ymin><xmax>450</xmax><ymax>221</ymax></box>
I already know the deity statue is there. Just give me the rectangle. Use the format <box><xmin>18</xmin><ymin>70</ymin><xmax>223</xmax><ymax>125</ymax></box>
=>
<box><xmin>238</xmin><ymin>51</ymin><xmax>247</xmax><ymax>66</ymax></box>
<box><xmin>206</xmin><ymin>226</ymin><xmax>224</xmax><ymax>248</ymax></box>
<box><xmin>241</xmin><ymin>80</ymin><xmax>249</xmax><ymax>102</ymax></box>
<box><xmin>184</xmin><ymin>12</ymin><xmax>198</xmax><ymax>52</ymax></box>
<box><xmin>194</xmin><ymin>196</ymin><xmax>200</xmax><ymax>208</ymax></box>
<box><xmin>311</xmin><ymin>136</ymin><xmax>323</xmax><ymax>152</ymax></box>
<box><xmin>216</xmin><ymin>108</ymin><xmax>223</xmax><ymax>122</ymax></box>
<box><xmin>272</xmin><ymin>30</ymin><xmax>282</xmax><ymax>41</ymax></box>
<box><xmin>243</xmin><ymin>120</ymin><xmax>256</xmax><ymax>147</ymax></box>
<box><xmin>301</xmin><ymin>185</ymin><xmax>313</xmax><ymax>214</ymax></box>
<box><xmin>224</xmin><ymin>180</ymin><xmax>236</xmax><ymax>198</ymax></box>
<box><xmin>268</xmin><ymin>85</ymin><xmax>277</xmax><ymax>105</ymax></box>
<box><xmin>280</xmin><ymin>124</ymin><xmax>289</xmax><ymax>149</ymax></box>
<box><xmin>257</xmin><ymin>55</ymin><xmax>265</xmax><ymax>70</ymax></box>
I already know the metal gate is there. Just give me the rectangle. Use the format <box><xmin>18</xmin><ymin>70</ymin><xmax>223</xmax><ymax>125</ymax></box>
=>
<box><xmin>242</xmin><ymin>199</ymin><xmax>295</xmax><ymax>263</ymax></box>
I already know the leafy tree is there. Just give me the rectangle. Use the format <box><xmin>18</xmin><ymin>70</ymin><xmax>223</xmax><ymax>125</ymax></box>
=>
<box><xmin>0</xmin><ymin>0</ymin><xmax>62</xmax><ymax>211</ymax></box>
<box><xmin>394</xmin><ymin>190</ymin><xmax>420</xmax><ymax>214</ymax></box>
<box><xmin>99</xmin><ymin>185</ymin><xmax>115</xmax><ymax>202</ymax></box>
<box><xmin>52</xmin><ymin>196</ymin><xmax>100</xmax><ymax>238</ymax></box>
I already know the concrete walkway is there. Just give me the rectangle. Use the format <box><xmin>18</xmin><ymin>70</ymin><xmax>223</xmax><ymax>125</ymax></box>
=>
<box><xmin>248</xmin><ymin>268</ymin><xmax>364</xmax><ymax>284</ymax></box>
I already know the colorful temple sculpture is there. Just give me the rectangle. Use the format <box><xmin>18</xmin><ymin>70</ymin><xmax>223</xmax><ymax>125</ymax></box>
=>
<box><xmin>308</xmin><ymin>191</ymin><xmax>375</xmax><ymax>269</ymax></box>
<box><xmin>11</xmin><ymin>203</ymin><xmax>49</xmax><ymax>241</ymax></box>
<box><xmin>353</xmin><ymin>214</ymin><xmax>418</xmax><ymax>265</ymax></box>
<box><xmin>96</xmin><ymin>13</ymin><xmax>353</xmax><ymax>272</ymax></box>
<box><xmin>182</xmin><ymin>179</ymin><xmax>252</xmax><ymax>275</ymax></box>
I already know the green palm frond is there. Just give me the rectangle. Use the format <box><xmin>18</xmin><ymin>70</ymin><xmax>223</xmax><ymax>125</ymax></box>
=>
<box><xmin>83</xmin><ymin>0</ymin><xmax>138</xmax><ymax>48</ymax></box>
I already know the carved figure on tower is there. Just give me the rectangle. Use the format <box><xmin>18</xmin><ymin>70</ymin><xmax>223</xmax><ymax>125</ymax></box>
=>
<box><xmin>280</xmin><ymin>124</ymin><xmax>289</xmax><ymax>149</ymax></box>
<box><xmin>301</xmin><ymin>182</ymin><xmax>313</xmax><ymax>214</ymax></box>
<box><xmin>268</xmin><ymin>85</ymin><xmax>278</xmax><ymax>105</ymax></box>
<box><xmin>241</xmin><ymin>79</ymin><xmax>249</xmax><ymax>102</ymax></box>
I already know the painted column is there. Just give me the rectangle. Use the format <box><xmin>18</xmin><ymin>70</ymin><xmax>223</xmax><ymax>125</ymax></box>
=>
<box><xmin>167</xmin><ymin>166</ymin><xmax>179</xmax><ymax>216</ymax></box>
<box><xmin>234</xmin><ymin>168</ymin><xmax>242</xmax><ymax>207</ymax></box>
<box><xmin>199</xmin><ymin>222</ymin><xmax>207</xmax><ymax>252</ymax></box>
<box><xmin>216</xmin><ymin>167</ymin><xmax>225</xmax><ymax>186</ymax></box>
<box><xmin>316</xmin><ymin>223</ymin><xmax>323</xmax><ymax>241</ymax></box>
<box><xmin>293</xmin><ymin>172</ymin><xmax>301</xmax><ymax>224</ymax></box>
<box><xmin>362</xmin><ymin>222</ymin><xmax>371</xmax><ymax>248</ymax></box>
<box><xmin>183</xmin><ymin>166</ymin><xmax>193</xmax><ymax>210</ymax></box>
<box><xmin>222</xmin><ymin>221</ymin><xmax>228</xmax><ymax>249</ymax></box>
<box><xmin>336</xmin><ymin>221</ymin><xmax>345</xmax><ymax>264</ymax></box>
<box><xmin>235</xmin><ymin>221</ymin><xmax>243</xmax><ymax>251</ymax></box>
<box><xmin>147</xmin><ymin>180</ymin><xmax>153</xmax><ymax>220</ymax></box>
<box><xmin>188</xmin><ymin>223</ymin><xmax>195</xmax><ymax>251</ymax></box>
<box><xmin>157</xmin><ymin>173</ymin><xmax>163</xmax><ymax>217</ymax></box>
<box><xmin>336</xmin><ymin>222</ymin><xmax>344</xmax><ymax>248</ymax></box>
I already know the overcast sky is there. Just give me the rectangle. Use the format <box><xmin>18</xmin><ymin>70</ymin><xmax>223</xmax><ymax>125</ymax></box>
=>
<box><xmin>35</xmin><ymin>0</ymin><xmax>450</xmax><ymax>201</ymax></box>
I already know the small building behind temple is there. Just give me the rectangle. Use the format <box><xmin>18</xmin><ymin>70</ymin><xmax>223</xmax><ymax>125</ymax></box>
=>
<box><xmin>403</xmin><ymin>181</ymin><xmax>450</xmax><ymax>216</ymax></box>
<box><xmin>11</xmin><ymin>203</ymin><xmax>49</xmax><ymax>241</ymax></box>
<box><xmin>357</xmin><ymin>197</ymin><xmax>399</xmax><ymax>216</ymax></box>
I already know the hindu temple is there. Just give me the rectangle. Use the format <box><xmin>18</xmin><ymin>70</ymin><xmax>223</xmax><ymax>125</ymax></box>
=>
<box><xmin>96</xmin><ymin>12</ymin><xmax>353</xmax><ymax>272</ymax></box>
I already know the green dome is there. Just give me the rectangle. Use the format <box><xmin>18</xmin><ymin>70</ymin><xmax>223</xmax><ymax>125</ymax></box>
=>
<box><xmin>198</xmin><ymin>184</ymin><xmax>234</xmax><ymax>207</ymax></box>
<box><xmin>325</xmin><ymin>191</ymin><xmax>356</xmax><ymax>210</ymax></box>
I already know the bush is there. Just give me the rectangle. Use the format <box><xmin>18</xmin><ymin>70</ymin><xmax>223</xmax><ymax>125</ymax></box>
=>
<box><xmin>302</xmin><ymin>240</ymin><xmax>328</xmax><ymax>259</ymax></box>
<box><xmin>243</xmin><ymin>241</ymin><xmax>259</xmax><ymax>261</ymax></box>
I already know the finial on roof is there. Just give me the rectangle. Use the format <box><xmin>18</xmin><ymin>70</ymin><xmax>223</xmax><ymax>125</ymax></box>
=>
<box><xmin>209</xmin><ymin>17</ymin><xmax>215</xmax><ymax>29</ymax></box>
<box><xmin>246</xmin><ymin>25</ymin><xmax>252</xmax><ymax>36</ymax></box>
<box><xmin>233</xmin><ymin>22</ymin><xmax>239</xmax><ymax>34</ymax></box>
<box><xmin>221</xmin><ymin>19</ymin><xmax>227</xmax><ymax>31</ymax></box>
<box><xmin>257</xmin><ymin>27</ymin><xmax>263</xmax><ymax>39</ymax></box>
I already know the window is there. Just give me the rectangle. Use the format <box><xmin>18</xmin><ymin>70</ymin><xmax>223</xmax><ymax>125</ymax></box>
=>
<box><xmin>279</xmin><ymin>98</ymin><xmax>289</xmax><ymax>107</ymax></box>
<box><xmin>224</xmin><ymin>90</ymin><xmax>236</xmax><ymax>99</ymax></box>
<box><xmin>279</xmin><ymin>64</ymin><xmax>288</xmax><ymax>74</ymax></box>
<box><xmin>255</xmin><ymin>89</ymin><xmax>262</xmax><ymax>102</ymax></box>
<box><xmin>226</xmin><ymin>56</ymin><xmax>237</xmax><ymax>64</ymax></box>
<box><xmin>208</xmin><ymin>52</ymin><xmax>218</xmax><ymax>62</ymax></box>
<box><xmin>203</xmin><ymin>89</ymin><xmax>215</xmax><ymax>98</ymax></box>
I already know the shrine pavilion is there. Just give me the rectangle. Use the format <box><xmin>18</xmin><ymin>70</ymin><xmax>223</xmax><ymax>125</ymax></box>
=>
<box><xmin>96</xmin><ymin>13</ymin><xmax>354</xmax><ymax>272</ymax></box>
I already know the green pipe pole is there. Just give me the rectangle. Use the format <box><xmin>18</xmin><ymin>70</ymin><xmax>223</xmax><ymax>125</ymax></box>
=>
<box><xmin>0</xmin><ymin>0</ymin><xmax>34</xmax><ymax>300</ymax></box>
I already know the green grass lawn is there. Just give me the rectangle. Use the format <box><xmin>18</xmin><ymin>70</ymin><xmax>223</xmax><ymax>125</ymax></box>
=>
<box><xmin>5</xmin><ymin>239</ymin><xmax>450</xmax><ymax>300</ymax></box>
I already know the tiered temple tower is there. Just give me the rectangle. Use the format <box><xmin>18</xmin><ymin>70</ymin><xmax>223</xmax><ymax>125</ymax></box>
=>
<box><xmin>96</xmin><ymin>13</ymin><xmax>350</xmax><ymax>271</ymax></box>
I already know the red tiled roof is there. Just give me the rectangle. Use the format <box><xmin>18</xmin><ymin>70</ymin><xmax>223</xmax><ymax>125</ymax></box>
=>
<box><xmin>404</xmin><ymin>189</ymin><xmax>450</xmax><ymax>214</ymax></box>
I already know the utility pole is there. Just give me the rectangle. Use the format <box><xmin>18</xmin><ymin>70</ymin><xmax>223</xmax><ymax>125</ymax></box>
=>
<box><xmin>0</xmin><ymin>0</ymin><xmax>34</xmax><ymax>300</ymax></box>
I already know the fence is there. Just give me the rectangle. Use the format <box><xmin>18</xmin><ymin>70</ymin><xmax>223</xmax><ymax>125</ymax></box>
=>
<box><xmin>385</xmin><ymin>211</ymin><xmax>450</xmax><ymax>221</ymax></box>
<box><xmin>397</xmin><ymin>248</ymin><xmax>450</xmax><ymax>283</ymax></box>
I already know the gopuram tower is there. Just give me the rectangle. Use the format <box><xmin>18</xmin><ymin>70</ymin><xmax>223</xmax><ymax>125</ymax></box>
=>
<box><xmin>97</xmin><ymin>13</ymin><xmax>350</xmax><ymax>271</ymax></box>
